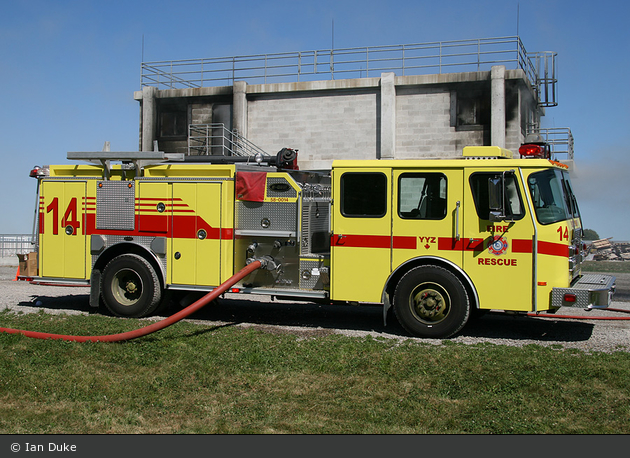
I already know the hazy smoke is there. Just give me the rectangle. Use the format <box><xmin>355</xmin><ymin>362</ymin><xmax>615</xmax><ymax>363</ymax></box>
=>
<box><xmin>571</xmin><ymin>144</ymin><xmax>630</xmax><ymax>240</ymax></box>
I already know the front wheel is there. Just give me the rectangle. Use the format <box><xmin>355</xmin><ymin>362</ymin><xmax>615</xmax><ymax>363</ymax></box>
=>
<box><xmin>393</xmin><ymin>266</ymin><xmax>470</xmax><ymax>338</ymax></box>
<box><xmin>100</xmin><ymin>254</ymin><xmax>162</xmax><ymax>318</ymax></box>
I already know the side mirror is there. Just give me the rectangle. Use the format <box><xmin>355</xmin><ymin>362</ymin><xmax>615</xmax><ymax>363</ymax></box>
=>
<box><xmin>488</xmin><ymin>175</ymin><xmax>505</xmax><ymax>222</ymax></box>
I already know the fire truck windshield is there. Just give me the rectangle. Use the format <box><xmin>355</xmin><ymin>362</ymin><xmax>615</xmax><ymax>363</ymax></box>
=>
<box><xmin>527</xmin><ymin>169</ymin><xmax>580</xmax><ymax>225</ymax></box>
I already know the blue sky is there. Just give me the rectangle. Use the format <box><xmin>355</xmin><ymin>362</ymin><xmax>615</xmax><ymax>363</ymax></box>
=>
<box><xmin>1</xmin><ymin>0</ymin><xmax>629</xmax><ymax>240</ymax></box>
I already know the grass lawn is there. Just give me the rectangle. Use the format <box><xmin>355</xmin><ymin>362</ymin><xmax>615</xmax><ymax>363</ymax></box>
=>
<box><xmin>1</xmin><ymin>310</ymin><xmax>629</xmax><ymax>434</ymax></box>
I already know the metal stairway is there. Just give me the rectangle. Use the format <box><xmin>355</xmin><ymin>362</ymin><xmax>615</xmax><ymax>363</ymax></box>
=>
<box><xmin>188</xmin><ymin>123</ymin><xmax>267</xmax><ymax>157</ymax></box>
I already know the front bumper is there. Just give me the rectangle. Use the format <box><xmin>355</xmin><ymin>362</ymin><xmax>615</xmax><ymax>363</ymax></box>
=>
<box><xmin>551</xmin><ymin>274</ymin><xmax>616</xmax><ymax>309</ymax></box>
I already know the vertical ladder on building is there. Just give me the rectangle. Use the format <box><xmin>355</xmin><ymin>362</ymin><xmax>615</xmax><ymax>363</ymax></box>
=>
<box><xmin>528</xmin><ymin>51</ymin><xmax>558</xmax><ymax>108</ymax></box>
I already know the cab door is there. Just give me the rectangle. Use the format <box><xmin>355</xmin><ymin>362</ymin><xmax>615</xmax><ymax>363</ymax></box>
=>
<box><xmin>462</xmin><ymin>168</ymin><xmax>535</xmax><ymax>311</ymax></box>
<box><xmin>330</xmin><ymin>167</ymin><xmax>391</xmax><ymax>303</ymax></box>
<box><xmin>39</xmin><ymin>181</ymin><xmax>87</xmax><ymax>279</ymax></box>
<box><xmin>392</xmin><ymin>168</ymin><xmax>464</xmax><ymax>270</ymax></box>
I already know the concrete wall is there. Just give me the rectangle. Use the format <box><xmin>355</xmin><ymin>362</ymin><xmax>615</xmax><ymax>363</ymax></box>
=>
<box><xmin>248</xmin><ymin>90</ymin><xmax>378</xmax><ymax>169</ymax></box>
<box><xmin>135</xmin><ymin>66</ymin><xmax>540</xmax><ymax>169</ymax></box>
<box><xmin>395</xmin><ymin>86</ymin><xmax>482</xmax><ymax>158</ymax></box>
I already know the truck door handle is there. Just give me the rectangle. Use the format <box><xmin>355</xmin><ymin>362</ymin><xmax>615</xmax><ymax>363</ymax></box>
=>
<box><xmin>455</xmin><ymin>201</ymin><xmax>461</xmax><ymax>241</ymax></box>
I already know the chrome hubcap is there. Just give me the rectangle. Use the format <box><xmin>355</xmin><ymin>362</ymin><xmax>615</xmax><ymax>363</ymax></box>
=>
<box><xmin>410</xmin><ymin>283</ymin><xmax>450</xmax><ymax>324</ymax></box>
<box><xmin>111</xmin><ymin>269</ymin><xmax>143</xmax><ymax>306</ymax></box>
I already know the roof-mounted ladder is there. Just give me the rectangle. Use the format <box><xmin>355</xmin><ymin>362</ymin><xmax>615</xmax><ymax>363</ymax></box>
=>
<box><xmin>67</xmin><ymin>141</ymin><xmax>184</xmax><ymax>179</ymax></box>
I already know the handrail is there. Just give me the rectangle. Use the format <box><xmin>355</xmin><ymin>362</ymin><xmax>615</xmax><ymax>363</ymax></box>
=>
<box><xmin>141</xmin><ymin>36</ymin><xmax>555</xmax><ymax>106</ymax></box>
<box><xmin>0</xmin><ymin>234</ymin><xmax>34</xmax><ymax>258</ymax></box>
<box><xmin>188</xmin><ymin>123</ymin><xmax>268</xmax><ymax>157</ymax></box>
<box><xmin>142</xmin><ymin>37</ymin><xmax>524</xmax><ymax>87</ymax></box>
<box><xmin>530</xmin><ymin>127</ymin><xmax>574</xmax><ymax>160</ymax></box>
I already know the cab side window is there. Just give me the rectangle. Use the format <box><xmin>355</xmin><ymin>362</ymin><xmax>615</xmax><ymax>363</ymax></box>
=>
<box><xmin>398</xmin><ymin>173</ymin><xmax>447</xmax><ymax>220</ymax></box>
<box><xmin>340</xmin><ymin>172</ymin><xmax>387</xmax><ymax>217</ymax></box>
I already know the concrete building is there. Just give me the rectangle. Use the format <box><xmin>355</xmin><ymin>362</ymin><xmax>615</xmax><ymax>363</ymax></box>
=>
<box><xmin>135</xmin><ymin>37</ymin><xmax>573</xmax><ymax>169</ymax></box>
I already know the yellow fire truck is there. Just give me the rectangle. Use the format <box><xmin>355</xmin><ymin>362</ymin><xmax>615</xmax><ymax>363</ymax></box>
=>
<box><xmin>26</xmin><ymin>143</ymin><xmax>616</xmax><ymax>338</ymax></box>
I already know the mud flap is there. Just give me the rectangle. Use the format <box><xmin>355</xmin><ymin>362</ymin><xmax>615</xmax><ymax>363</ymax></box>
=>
<box><xmin>90</xmin><ymin>269</ymin><xmax>101</xmax><ymax>308</ymax></box>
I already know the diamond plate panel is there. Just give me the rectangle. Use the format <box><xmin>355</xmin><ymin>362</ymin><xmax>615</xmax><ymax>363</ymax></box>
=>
<box><xmin>236</xmin><ymin>200</ymin><xmax>297</xmax><ymax>232</ymax></box>
<box><xmin>301</xmin><ymin>200</ymin><xmax>331</xmax><ymax>255</ymax></box>
<box><xmin>299</xmin><ymin>257</ymin><xmax>330</xmax><ymax>290</ymax></box>
<box><xmin>96</xmin><ymin>181</ymin><xmax>135</xmax><ymax>230</ymax></box>
<box><xmin>551</xmin><ymin>274</ymin><xmax>616</xmax><ymax>308</ymax></box>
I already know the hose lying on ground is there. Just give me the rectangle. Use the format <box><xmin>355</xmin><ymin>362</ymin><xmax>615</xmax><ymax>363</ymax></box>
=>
<box><xmin>0</xmin><ymin>261</ymin><xmax>262</xmax><ymax>343</ymax></box>
<box><xmin>2</xmin><ymin>259</ymin><xmax>628</xmax><ymax>341</ymax></box>
<box><xmin>527</xmin><ymin>307</ymin><xmax>630</xmax><ymax>320</ymax></box>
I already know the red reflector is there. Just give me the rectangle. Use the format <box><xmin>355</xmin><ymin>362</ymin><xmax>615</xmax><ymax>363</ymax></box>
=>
<box><xmin>231</xmin><ymin>288</ymin><xmax>240</xmax><ymax>293</ymax></box>
<box><xmin>563</xmin><ymin>293</ymin><xmax>577</xmax><ymax>303</ymax></box>
<box><xmin>519</xmin><ymin>144</ymin><xmax>547</xmax><ymax>158</ymax></box>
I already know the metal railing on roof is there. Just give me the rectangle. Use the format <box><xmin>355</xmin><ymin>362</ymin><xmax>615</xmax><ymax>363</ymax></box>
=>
<box><xmin>531</xmin><ymin>127</ymin><xmax>574</xmax><ymax>161</ymax></box>
<box><xmin>141</xmin><ymin>36</ymin><xmax>557</xmax><ymax>107</ymax></box>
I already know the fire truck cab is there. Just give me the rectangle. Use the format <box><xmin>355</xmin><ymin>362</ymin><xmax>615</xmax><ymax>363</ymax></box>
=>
<box><xmin>27</xmin><ymin>143</ymin><xmax>616</xmax><ymax>338</ymax></box>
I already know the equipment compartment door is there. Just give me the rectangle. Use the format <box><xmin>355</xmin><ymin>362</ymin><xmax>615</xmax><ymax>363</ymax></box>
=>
<box><xmin>330</xmin><ymin>167</ymin><xmax>391</xmax><ymax>303</ymax></box>
<box><xmin>39</xmin><ymin>181</ymin><xmax>87</xmax><ymax>279</ymax></box>
<box><xmin>170</xmin><ymin>182</ymin><xmax>223</xmax><ymax>286</ymax></box>
<box><xmin>462</xmin><ymin>169</ymin><xmax>535</xmax><ymax>311</ymax></box>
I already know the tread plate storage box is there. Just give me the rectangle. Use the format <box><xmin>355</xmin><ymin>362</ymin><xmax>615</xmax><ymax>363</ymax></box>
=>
<box><xmin>552</xmin><ymin>274</ymin><xmax>616</xmax><ymax>309</ymax></box>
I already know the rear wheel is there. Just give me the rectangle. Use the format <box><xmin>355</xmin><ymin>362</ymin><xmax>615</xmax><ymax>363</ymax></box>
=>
<box><xmin>393</xmin><ymin>266</ymin><xmax>470</xmax><ymax>338</ymax></box>
<box><xmin>100</xmin><ymin>254</ymin><xmax>162</xmax><ymax>318</ymax></box>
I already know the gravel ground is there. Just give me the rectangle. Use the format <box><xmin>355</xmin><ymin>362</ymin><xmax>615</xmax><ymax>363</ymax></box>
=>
<box><xmin>0</xmin><ymin>265</ymin><xmax>629</xmax><ymax>353</ymax></box>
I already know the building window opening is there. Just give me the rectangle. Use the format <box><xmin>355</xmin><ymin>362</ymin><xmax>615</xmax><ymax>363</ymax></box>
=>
<box><xmin>159</xmin><ymin>105</ymin><xmax>188</xmax><ymax>138</ymax></box>
<box><xmin>451</xmin><ymin>85</ymin><xmax>490</xmax><ymax>131</ymax></box>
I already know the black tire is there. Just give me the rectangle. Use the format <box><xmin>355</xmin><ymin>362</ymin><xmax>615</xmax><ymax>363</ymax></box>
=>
<box><xmin>393</xmin><ymin>266</ymin><xmax>470</xmax><ymax>338</ymax></box>
<box><xmin>100</xmin><ymin>254</ymin><xmax>162</xmax><ymax>318</ymax></box>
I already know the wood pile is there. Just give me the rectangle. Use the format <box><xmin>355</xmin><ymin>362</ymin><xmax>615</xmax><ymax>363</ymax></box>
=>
<box><xmin>590</xmin><ymin>238</ymin><xmax>630</xmax><ymax>261</ymax></box>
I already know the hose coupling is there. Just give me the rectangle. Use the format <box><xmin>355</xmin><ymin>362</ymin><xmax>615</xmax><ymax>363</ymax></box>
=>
<box><xmin>246</xmin><ymin>255</ymin><xmax>280</xmax><ymax>271</ymax></box>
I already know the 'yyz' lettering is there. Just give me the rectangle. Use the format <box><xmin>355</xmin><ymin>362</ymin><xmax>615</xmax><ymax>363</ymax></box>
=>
<box><xmin>419</xmin><ymin>236</ymin><xmax>436</xmax><ymax>243</ymax></box>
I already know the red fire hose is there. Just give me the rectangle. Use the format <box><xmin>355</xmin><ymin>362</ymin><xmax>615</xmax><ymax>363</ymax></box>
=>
<box><xmin>0</xmin><ymin>260</ymin><xmax>261</xmax><ymax>343</ymax></box>
<box><xmin>527</xmin><ymin>307</ymin><xmax>630</xmax><ymax>320</ymax></box>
